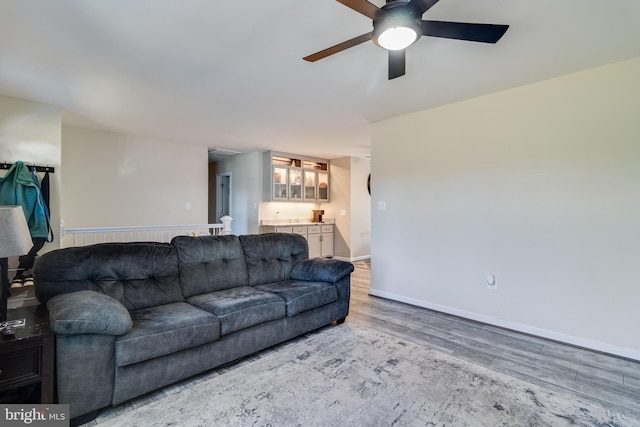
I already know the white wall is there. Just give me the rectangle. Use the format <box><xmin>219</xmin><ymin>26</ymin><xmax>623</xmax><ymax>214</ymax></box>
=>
<box><xmin>323</xmin><ymin>156</ymin><xmax>371</xmax><ymax>261</ymax></box>
<box><xmin>350</xmin><ymin>156</ymin><xmax>371</xmax><ymax>260</ymax></box>
<box><xmin>0</xmin><ymin>95</ymin><xmax>62</xmax><ymax>250</ymax></box>
<box><xmin>214</xmin><ymin>151</ymin><xmax>262</xmax><ymax>235</ymax></box>
<box><xmin>371</xmin><ymin>57</ymin><xmax>640</xmax><ymax>360</ymax></box>
<box><xmin>62</xmin><ymin>126</ymin><xmax>208</xmax><ymax>230</ymax></box>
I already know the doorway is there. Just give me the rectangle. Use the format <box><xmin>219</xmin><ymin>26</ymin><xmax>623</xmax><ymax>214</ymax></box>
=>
<box><xmin>216</xmin><ymin>173</ymin><xmax>231</xmax><ymax>222</ymax></box>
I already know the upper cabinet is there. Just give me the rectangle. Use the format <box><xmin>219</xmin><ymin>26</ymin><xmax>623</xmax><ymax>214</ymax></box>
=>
<box><xmin>264</xmin><ymin>151</ymin><xmax>329</xmax><ymax>202</ymax></box>
<box><xmin>272</xmin><ymin>165</ymin><xmax>289</xmax><ymax>200</ymax></box>
<box><xmin>303</xmin><ymin>169</ymin><xmax>316</xmax><ymax>201</ymax></box>
<box><xmin>317</xmin><ymin>170</ymin><xmax>329</xmax><ymax>202</ymax></box>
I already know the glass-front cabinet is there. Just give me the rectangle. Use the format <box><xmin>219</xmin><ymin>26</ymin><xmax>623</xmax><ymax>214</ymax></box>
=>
<box><xmin>303</xmin><ymin>170</ymin><xmax>316</xmax><ymax>201</ymax></box>
<box><xmin>317</xmin><ymin>171</ymin><xmax>329</xmax><ymax>202</ymax></box>
<box><xmin>273</xmin><ymin>166</ymin><xmax>288</xmax><ymax>200</ymax></box>
<box><xmin>289</xmin><ymin>168</ymin><xmax>302</xmax><ymax>200</ymax></box>
<box><xmin>264</xmin><ymin>151</ymin><xmax>329</xmax><ymax>202</ymax></box>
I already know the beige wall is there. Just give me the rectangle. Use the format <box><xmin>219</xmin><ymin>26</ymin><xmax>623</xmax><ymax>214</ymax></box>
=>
<box><xmin>0</xmin><ymin>95</ymin><xmax>62</xmax><ymax>250</ymax></box>
<box><xmin>349</xmin><ymin>156</ymin><xmax>371</xmax><ymax>260</ymax></box>
<box><xmin>324</xmin><ymin>157</ymin><xmax>350</xmax><ymax>259</ymax></box>
<box><xmin>371</xmin><ymin>57</ymin><xmax>640</xmax><ymax>359</ymax></box>
<box><xmin>62</xmin><ymin>126</ymin><xmax>208</xmax><ymax>231</ymax></box>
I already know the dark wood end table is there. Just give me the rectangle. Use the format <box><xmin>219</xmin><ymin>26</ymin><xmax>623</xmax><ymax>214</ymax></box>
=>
<box><xmin>0</xmin><ymin>304</ymin><xmax>55</xmax><ymax>403</ymax></box>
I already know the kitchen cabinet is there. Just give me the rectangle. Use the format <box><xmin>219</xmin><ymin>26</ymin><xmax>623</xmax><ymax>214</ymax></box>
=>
<box><xmin>305</xmin><ymin>225</ymin><xmax>333</xmax><ymax>258</ymax></box>
<box><xmin>307</xmin><ymin>224</ymin><xmax>333</xmax><ymax>258</ymax></box>
<box><xmin>320</xmin><ymin>225</ymin><xmax>334</xmax><ymax>257</ymax></box>
<box><xmin>301</xmin><ymin>224</ymin><xmax>334</xmax><ymax>258</ymax></box>
<box><xmin>261</xmin><ymin>223</ymin><xmax>334</xmax><ymax>258</ymax></box>
<box><xmin>317</xmin><ymin>171</ymin><xmax>329</xmax><ymax>202</ymax></box>
<box><xmin>303</xmin><ymin>169</ymin><xmax>317</xmax><ymax>201</ymax></box>
<box><xmin>273</xmin><ymin>166</ymin><xmax>289</xmax><ymax>200</ymax></box>
<box><xmin>272</xmin><ymin>163</ymin><xmax>302</xmax><ymax>200</ymax></box>
<box><xmin>307</xmin><ymin>232</ymin><xmax>321</xmax><ymax>259</ymax></box>
<box><xmin>264</xmin><ymin>152</ymin><xmax>329</xmax><ymax>202</ymax></box>
<box><xmin>289</xmin><ymin>168</ymin><xmax>303</xmax><ymax>200</ymax></box>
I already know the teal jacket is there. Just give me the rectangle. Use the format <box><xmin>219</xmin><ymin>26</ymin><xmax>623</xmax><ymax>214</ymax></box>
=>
<box><xmin>0</xmin><ymin>161</ymin><xmax>50</xmax><ymax>239</ymax></box>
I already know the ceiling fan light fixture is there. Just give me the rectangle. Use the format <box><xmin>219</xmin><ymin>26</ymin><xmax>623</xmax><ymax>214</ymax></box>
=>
<box><xmin>304</xmin><ymin>0</ymin><xmax>510</xmax><ymax>80</ymax></box>
<box><xmin>377</xmin><ymin>26</ymin><xmax>418</xmax><ymax>50</ymax></box>
<box><xmin>372</xmin><ymin>3</ymin><xmax>422</xmax><ymax>51</ymax></box>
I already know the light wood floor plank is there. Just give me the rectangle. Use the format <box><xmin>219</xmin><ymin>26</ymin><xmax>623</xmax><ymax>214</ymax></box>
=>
<box><xmin>348</xmin><ymin>260</ymin><xmax>640</xmax><ymax>419</ymax></box>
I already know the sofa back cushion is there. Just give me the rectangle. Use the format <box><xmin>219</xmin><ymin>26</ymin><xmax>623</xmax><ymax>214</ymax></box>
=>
<box><xmin>239</xmin><ymin>233</ymin><xmax>308</xmax><ymax>286</ymax></box>
<box><xmin>172</xmin><ymin>235</ymin><xmax>248</xmax><ymax>297</ymax></box>
<box><xmin>33</xmin><ymin>242</ymin><xmax>182</xmax><ymax>311</ymax></box>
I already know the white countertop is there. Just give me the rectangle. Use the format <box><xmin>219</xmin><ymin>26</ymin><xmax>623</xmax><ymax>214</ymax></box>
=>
<box><xmin>261</xmin><ymin>219</ymin><xmax>334</xmax><ymax>226</ymax></box>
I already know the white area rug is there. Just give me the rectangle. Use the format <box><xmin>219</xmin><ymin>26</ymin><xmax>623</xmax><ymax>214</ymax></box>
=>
<box><xmin>96</xmin><ymin>323</ymin><xmax>636</xmax><ymax>426</ymax></box>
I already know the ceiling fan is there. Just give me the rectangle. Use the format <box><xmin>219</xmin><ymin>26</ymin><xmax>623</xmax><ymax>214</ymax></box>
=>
<box><xmin>303</xmin><ymin>0</ymin><xmax>509</xmax><ymax>80</ymax></box>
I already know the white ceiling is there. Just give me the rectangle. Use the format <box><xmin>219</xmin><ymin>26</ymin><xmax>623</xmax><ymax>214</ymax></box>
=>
<box><xmin>1</xmin><ymin>1</ymin><xmax>639</xmax><ymax>161</ymax></box>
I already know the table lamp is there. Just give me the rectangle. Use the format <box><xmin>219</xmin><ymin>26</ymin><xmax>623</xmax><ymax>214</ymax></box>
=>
<box><xmin>0</xmin><ymin>205</ymin><xmax>33</xmax><ymax>322</ymax></box>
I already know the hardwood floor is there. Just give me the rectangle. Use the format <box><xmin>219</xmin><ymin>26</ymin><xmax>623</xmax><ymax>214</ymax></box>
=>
<box><xmin>347</xmin><ymin>260</ymin><xmax>640</xmax><ymax>419</ymax></box>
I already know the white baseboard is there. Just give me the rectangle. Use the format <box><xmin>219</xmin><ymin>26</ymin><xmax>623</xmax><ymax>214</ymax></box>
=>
<box><xmin>332</xmin><ymin>255</ymin><xmax>371</xmax><ymax>262</ymax></box>
<box><xmin>369</xmin><ymin>289</ymin><xmax>640</xmax><ymax>362</ymax></box>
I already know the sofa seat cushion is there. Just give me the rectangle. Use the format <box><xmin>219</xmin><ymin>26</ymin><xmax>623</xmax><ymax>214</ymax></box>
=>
<box><xmin>254</xmin><ymin>281</ymin><xmax>338</xmax><ymax>317</ymax></box>
<box><xmin>115</xmin><ymin>302</ymin><xmax>220</xmax><ymax>367</ymax></box>
<box><xmin>187</xmin><ymin>287</ymin><xmax>285</xmax><ymax>335</ymax></box>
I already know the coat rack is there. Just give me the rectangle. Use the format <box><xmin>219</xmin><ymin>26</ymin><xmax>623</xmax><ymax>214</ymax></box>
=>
<box><xmin>1</xmin><ymin>162</ymin><xmax>55</xmax><ymax>173</ymax></box>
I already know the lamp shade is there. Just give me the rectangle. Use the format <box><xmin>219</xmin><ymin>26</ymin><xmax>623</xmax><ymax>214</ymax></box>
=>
<box><xmin>377</xmin><ymin>26</ymin><xmax>418</xmax><ymax>50</ymax></box>
<box><xmin>0</xmin><ymin>205</ymin><xmax>32</xmax><ymax>258</ymax></box>
<box><xmin>372</xmin><ymin>2</ymin><xmax>423</xmax><ymax>51</ymax></box>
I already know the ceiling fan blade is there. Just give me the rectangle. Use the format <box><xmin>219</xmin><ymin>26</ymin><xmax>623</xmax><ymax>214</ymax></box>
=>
<box><xmin>336</xmin><ymin>0</ymin><xmax>380</xmax><ymax>20</ymax></box>
<box><xmin>388</xmin><ymin>49</ymin><xmax>405</xmax><ymax>80</ymax></box>
<box><xmin>407</xmin><ymin>0</ymin><xmax>440</xmax><ymax>15</ymax></box>
<box><xmin>422</xmin><ymin>21</ymin><xmax>509</xmax><ymax>43</ymax></box>
<box><xmin>303</xmin><ymin>32</ymin><xmax>373</xmax><ymax>62</ymax></box>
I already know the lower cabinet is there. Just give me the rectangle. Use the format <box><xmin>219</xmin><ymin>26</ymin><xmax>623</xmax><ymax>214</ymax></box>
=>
<box><xmin>307</xmin><ymin>232</ymin><xmax>321</xmax><ymax>259</ymax></box>
<box><xmin>308</xmin><ymin>225</ymin><xmax>333</xmax><ymax>258</ymax></box>
<box><xmin>321</xmin><ymin>226</ymin><xmax>334</xmax><ymax>257</ymax></box>
<box><xmin>264</xmin><ymin>224</ymin><xmax>333</xmax><ymax>258</ymax></box>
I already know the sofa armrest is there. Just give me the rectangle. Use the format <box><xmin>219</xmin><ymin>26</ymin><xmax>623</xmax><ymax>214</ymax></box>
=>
<box><xmin>290</xmin><ymin>258</ymin><xmax>354</xmax><ymax>283</ymax></box>
<box><xmin>47</xmin><ymin>290</ymin><xmax>132</xmax><ymax>336</ymax></box>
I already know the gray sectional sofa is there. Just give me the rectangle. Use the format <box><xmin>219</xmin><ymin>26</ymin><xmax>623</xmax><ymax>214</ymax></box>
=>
<box><xmin>33</xmin><ymin>233</ymin><xmax>354</xmax><ymax>422</ymax></box>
